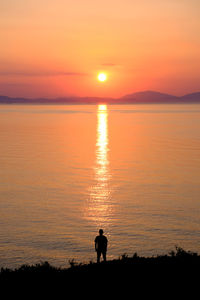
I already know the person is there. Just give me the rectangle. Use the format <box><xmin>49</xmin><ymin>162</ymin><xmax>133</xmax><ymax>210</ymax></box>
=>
<box><xmin>94</xmin><ymin>229</ymin><xmax>108</xmax><ymax>263</ymax></box>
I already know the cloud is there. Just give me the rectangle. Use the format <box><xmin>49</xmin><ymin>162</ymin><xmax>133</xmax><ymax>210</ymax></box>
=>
<box><xmin>101</xmin><ymin>63</ymin><xmax>117</xmax><ymax>67</ymax></box>
<box><xmin>0</xmin><ymin>70</ymin><xmax>87</xmax><ymax>77</ymax></box>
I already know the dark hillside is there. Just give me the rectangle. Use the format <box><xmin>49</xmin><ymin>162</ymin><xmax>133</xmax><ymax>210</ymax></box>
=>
<box><xmin>1</xmin><ymin>247</ymin><xmax>199</xmax><ymax>295</ymax></box>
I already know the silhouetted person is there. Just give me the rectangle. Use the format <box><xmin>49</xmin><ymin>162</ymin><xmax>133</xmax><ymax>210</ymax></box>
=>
<box><xmin>94</xmin><ymin>229</ymin><xmax>108</xmax><ymax>263</ymax></box>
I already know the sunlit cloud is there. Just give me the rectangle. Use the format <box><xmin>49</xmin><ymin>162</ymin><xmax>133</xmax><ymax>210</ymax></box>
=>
<box><xmin>101</xmin><ymin>63</ymin><xmax>117</xmax><ymax>67</ymax></box>
<box><xmin>0</xmin><ymin>70</ymin><xmax>88</xmax><ymax>77</ymax></box>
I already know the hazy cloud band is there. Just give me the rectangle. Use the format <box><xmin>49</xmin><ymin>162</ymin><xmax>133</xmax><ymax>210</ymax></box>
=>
<box><xmin>0</xmin><ymin>71</ymin><xmax>87</xmax><ymax>77</ymax></box>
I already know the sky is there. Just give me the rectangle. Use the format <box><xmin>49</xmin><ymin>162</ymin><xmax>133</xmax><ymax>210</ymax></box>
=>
<box><xmin>0</xmin><ymin>0</ymin><xmax>200</xmax><ymax>98</ymax></box>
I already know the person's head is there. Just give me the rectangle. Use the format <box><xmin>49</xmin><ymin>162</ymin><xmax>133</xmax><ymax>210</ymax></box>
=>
<box><xmin>99</xmin><ymin>229</ymin><xmax>103</xmax><ymax>236</ymax></box>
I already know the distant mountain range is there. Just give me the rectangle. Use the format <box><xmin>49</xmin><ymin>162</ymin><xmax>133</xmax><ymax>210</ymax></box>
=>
<box><xmin>119</xmin><ymin>91</ymin><xmax>200</xmax><ymax>103</ymax></box>
<box><xmin>0</xmin><ymin>91</ymin><xmax>200</xmax><ymax>104</ymax></box>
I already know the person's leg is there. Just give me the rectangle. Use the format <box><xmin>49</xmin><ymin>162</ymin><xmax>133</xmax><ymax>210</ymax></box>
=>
<box><xmin>102</xmin><ymin>251</ymin><xmax>106</xmax><ymax>262</ymax></box>
<box><xmin>97</xmin><ymin>251</ymin><xmax>101</xmax><ymax>263</ymax></box>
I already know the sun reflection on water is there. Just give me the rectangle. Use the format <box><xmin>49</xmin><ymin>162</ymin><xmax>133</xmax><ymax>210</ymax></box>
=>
<box><xmin>86</xmin><ymin>104</ymin><xmax>113</xmax><ymax>228</ymax></box>
<box><xmin>96</xmin><ymin>105</ymin><xmax>109</xmax><ymax>179</ymax></box>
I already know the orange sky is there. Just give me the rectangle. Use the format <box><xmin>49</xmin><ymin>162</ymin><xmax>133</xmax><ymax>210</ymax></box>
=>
<box><xmin>0</xmin><ymin>0</ymin><xmax>200</xmax><ymax>98</ymax></box>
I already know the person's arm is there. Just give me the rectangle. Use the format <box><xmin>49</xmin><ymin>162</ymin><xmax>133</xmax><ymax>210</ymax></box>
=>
<box><xmin>94</xmin><ymin>237</ymin><xmax>98</xmax><ymax>251</ymax></box>
<box><xmin>105</xmin><ymin>237</ymin><xmax>108</xmax><ymax>251</ymax></box>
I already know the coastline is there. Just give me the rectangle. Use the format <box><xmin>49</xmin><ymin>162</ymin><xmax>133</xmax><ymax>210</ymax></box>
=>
<box><xmin>1</xmin><ymin>247</ymin><xmax>199</xmax><ymax>282</ymax></box>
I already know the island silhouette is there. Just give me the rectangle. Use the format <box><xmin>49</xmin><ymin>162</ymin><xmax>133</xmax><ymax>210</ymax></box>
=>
<box><xmin>0</xmin><ymin>91</ymin><xmax>200</xmax><ymax>105</ymax></box>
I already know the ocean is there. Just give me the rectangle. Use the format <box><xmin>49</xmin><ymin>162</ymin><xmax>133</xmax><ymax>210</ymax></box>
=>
<box><xmin>0</xmin><ymin>104</ymin><xmax>200</xmax><ymax>268</ymax></box>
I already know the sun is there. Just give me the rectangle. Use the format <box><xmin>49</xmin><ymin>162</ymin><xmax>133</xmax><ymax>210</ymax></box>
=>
<box><xmin>98</xmin><ymin>73</ymin><xmax>107</xmax><ymax>82</ymax></box>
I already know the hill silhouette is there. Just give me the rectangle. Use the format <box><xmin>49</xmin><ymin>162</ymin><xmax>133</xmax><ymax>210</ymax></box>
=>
<box><xmin>0</xmin><ymin>91</ymin><xmax>200</xmax><ymax>104</ymax></box>
<box><xmin>120</xmin><ymin>90</ymin><xmax>200</xmax><ymax>103</ymax></box>
<box><xmin>1</xmin><ymin>247</ymin><xmax>199</xmax><ymax>296</ymax></box>
<box><xmin>120</xmin><ymin>90</ymin><xmax>178</xmax><ymax>103</ymax></box>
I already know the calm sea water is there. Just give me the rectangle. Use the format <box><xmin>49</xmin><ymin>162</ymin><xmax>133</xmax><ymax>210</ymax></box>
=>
<box><xmin>0</xmin><ymin>104</ymin><xmax>200</xmax><ymax>268</ymax></box>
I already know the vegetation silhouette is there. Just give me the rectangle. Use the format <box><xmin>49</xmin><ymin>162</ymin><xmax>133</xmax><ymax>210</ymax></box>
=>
<box><xmin>1</xmin><ymin>246</ymin><xmax>199</xmax><ymax>294</ymax></box>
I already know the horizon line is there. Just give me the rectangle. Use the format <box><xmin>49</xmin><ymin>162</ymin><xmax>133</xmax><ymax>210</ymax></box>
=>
<box><xmin>1</xmin><ymin>90</ymin><xmax>200</xmax><ymax>100</ymax></box>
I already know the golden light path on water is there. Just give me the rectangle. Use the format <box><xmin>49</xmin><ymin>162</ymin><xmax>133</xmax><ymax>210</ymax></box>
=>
<box><xmin>87</xmin><ymin>105</ymin><xmax>113</xmax><ymax>229</ymax></box>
